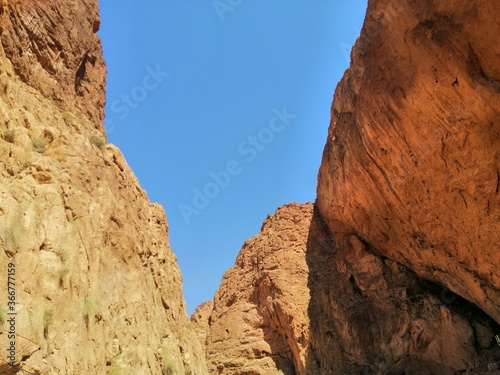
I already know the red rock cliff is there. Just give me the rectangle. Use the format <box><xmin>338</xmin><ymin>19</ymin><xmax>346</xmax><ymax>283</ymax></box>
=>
<box><xmin>309</xmin><ymin>0</ymin><xmax>500</xmax><ymax>371</ymax></box>
<box><xmin>317</xmin><ymin>0</ymin><xmax>500</xmax><ymax>327</ymax></box>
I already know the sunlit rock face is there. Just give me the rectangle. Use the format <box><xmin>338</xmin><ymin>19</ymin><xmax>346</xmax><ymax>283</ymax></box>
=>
<box><xmin>199</xmin><ymin>203</ymin><xmax>316</xmax><ymax>375</ymax></box>
<box><xmin>198</xmin><ymin>0</ymin><xmax>500</xmax><ymax>373</ymax></box>
<box><xmin>2</xmin><ymin>0</ymin><xmax>498</xmax><ymax>373</ymax></box>
<box><xmin>312</xmin><ymin>0</ymin><xmax>500</xmax><ymax>372</ymax></box>
<box><xmin>317</xmin><ymin>0</ymin><xmax>500</xmax><ymax>325</ymax></box>
<box><xmin>0</xmin><ymin>1</ymin><xmax>207</xmax><ymax>374</ymax></box>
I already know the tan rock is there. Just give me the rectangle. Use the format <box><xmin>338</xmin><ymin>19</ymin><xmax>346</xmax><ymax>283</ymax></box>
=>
<box><xmin>201</xmin><ymin>204</ymin><xmax>499</xmax><ymax>374</ymax></box>
<box><xmin>199</xmin><ymin>203</ymin><xmax>315</xmax><ymax>375</ymax></box>
<box><xmin>0</xmin><ymin>1</ymin><xmax>207</xmax><ymax>374</ymax></box>
<box><xmin>2</xmin><ymin>0</ymin><xmax>499</xmax><ymax>373</ymax></box>
<box><xmin>191</xmin><ymin>300</ymin><xmax>214</xmax><ymax>361</ymax></box>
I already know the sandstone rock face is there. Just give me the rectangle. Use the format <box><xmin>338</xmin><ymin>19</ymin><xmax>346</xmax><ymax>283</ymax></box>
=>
<box><xmin>0</xmin><ymin>0</ymin><xmax>105</xmax><ymax>130</ymax></box>
<box><xmin>198</xmin><ymin>203</ymin><xmax>315</xmax><ymax>375</ymax></box>
<box><xmin>317</xmin><ymin>0</ymin><xmax>500</xmax><ymax>324</ymax></box>
<box><xmin>200</xmin><ymin>206</ymin><xmax>499</xmax><ymax>374</ymax></box>
<box><xmin>0</xmin><ymin>1</ymin><xmax>207</xmax><ymax>374</ymax></box>
<box><xmin>2</xmin><ymin>0</ymin><xmax>498</xmax><ymax>373</ymax></box>
<box><xmin>191</xmin><ymin>300</ymin><xmax>214</xmax><ymax>362</ymax></box>
<box><xmin>311</xmin><ymin>0</ymin><xmax>500</xmax><ymax>372</ymax></box>
<box><xmin>306</xmin><ymin>207</ymin><xmax>500</xmax><ymax>374</ymax></box>
<box><xmin>198</xmin><ymin>0</ymin><xmax>500</xmax><ymax>373</ymax></box>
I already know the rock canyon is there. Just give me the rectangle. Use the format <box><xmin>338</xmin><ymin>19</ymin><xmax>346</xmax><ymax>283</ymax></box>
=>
<box><xmin>0</xmin><ymin>0</ymin><xmax>498</xmax><ymax>374</ymax></box>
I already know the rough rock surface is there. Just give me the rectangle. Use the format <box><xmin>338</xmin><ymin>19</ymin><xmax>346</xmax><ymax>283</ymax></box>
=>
<box><xmin>197</xmin><ymin>0</ymin><xmax>500</xmax><ymax>373</ymax></box>
<box><xmin>199</xmin><ymin>206</ymin><xmax>499</xmax><ymax>374</ymax></box>
<box><xmin>312</xmin><ymin>0</ymin><xmax>500</xmax><ymax>372</ymax></box>
<box><xmin>0</xmin><ymin>1</ymin><xmax>207</xmax><ymax>374</ymax></box>
<box><xmin>191</xmin><ymin>300</ymin><xmax>214</xmax><ymax>362</ymax></box>
<box><xmin>2</xmin><ymin>0</ymin><xmax>499</xmax><ymax>373</ymax></box>
<box><xmin>199</xmin><ymin>203</ymin><xmax>315</xmax><ymax>375</ymax></box>
<box><xmin>317</xmin><ymin>0</ymin><xmax>500</xmax><ymax>323</ymax></box>
<box><xmin>306</xmin><ymin>207</ymin><xmax>500</xmax><ymax>374</ymax></box>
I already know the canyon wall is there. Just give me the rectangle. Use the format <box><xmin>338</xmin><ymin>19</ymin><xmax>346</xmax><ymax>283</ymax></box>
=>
<box><xmin>198</xmin><ymin>204</ymin><xmax>499</xmax><ymax>374</ymax></box>
<box><xmin>311</xmin><ymin>0</ymin><xmax>500</xmax><ymax>372</ymax></box>
<box><xmin>316</xmin><ymin>0</ymin><xmax>500</xmax><ymax>329</ymax></box>
<box><xmin>198</xmin><ymin>0</ymin><xmax>500</xmax><ymax>373</ymax></box>
<box><xmin>1</xmin><ymin>0</ymin><xmax>498</xmax><ymax>373</ymax></box>
<box><xmin>0</xmin><ymin>1</ymin><xmax>207</xmax><ymax>374</ymax></box>
<box><xmin>199</xmin><ymin>203</ymin><xmax>315</xmax><ymax>375</ymax></box>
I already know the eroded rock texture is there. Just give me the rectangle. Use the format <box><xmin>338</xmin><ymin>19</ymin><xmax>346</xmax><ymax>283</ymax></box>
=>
<box><xmin>317</xmin><ymin>0</ymin><xmax>499</xmax><ymax>324</ymax></box>
<box><xmin>307</xmin><ymin>207</ymin><xmax>500</xmax><ymax>374</ymax></box>
<box><xmin>312</xmin><ymin>0</ymin><xmax>500</xmax><ymax>372</ymax></box>
<box><xmin>0</xmin><ymin>1</ymin><xmax>207</xmax><ymax>374</ymax></box>
<box><xmin>198</xmin><ymin>0</ymin><xmax>500</xmax><ymax>373</ymax></box>
<box><xmin>199</xmin><ymin>203</ymin><xmax>315</xmax><ymax>375</ymax></box>
<box><xmin>199</xmin><ymin>205</ymin><xmax>499</xmax><ymax>374</ymax></box>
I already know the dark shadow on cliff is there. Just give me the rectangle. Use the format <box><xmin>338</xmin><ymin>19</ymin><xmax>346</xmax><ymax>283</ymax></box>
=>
<box><xmin>304</xmin><ymin>205</ymin><xmax>376</xmax><ymax>375</ymax></box>
<box><xmin>304</xmin><ymin>204</ymin><xmax>500</xmax><ymax>374</ymax></box>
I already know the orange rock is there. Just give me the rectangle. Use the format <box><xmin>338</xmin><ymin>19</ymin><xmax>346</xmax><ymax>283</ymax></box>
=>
<box><xmin>317</xmin><ymin>0</ymin><xmax>500</xmax><ymax>324</ymax></box>
<box><xmin>199</xmin><ymin>0</ymin><xmax>500</xmax><ymax>373</ymax></box>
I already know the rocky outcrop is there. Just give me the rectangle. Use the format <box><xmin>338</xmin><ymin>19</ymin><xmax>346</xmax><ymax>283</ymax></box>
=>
<box><xmin>2</xmin><ymin>0</ymin><xmax>498</xmax><ymax>373</ymax></box>
<box><xmin>0</xmin><ymin>1</ymin><xmax>206</xmax><ymax>374</ymax></box>
<box><xmin>198</xmin><ymin>205</ymin><xmax>499</xmax><ymax>374</ymax></box>
<box><xmin>306</xmin><ymin>207</ymin><xmax>500</xmax><ymax>374</ymax></box>
<box><xmin>312</xmin><ymin>0</ymin><xmax>500</xmax><ymax>372</ymax></box>
<box><xmin>197</xmin><ymin>0</ymin><xmax>500</xmax><ymax>373</ymax></box>
<box><xmin>317</xmin><ymin>0</ymin><xmax>500</xmax><ymax>324</ymax></box>
<box><xmin>196</xmin><ymin>203</ymin><xmax>315</xmax><ymax>375</ymax></box>
<box><xmin>0</xmin><ymin>0</ymin><xmax>105</xmax><ymax>131</ymax></box>
<box><xmin>191</xmin><ymin>300</ymin><xmax>214</xmax><ymax>363</ymax></box>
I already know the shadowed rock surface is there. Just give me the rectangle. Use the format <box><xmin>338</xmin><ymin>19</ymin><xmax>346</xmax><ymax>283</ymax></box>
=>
<box><xmin>306</xmin><ymin>206</ymin><xmax>500</xmax><ymax>374</ymax></box>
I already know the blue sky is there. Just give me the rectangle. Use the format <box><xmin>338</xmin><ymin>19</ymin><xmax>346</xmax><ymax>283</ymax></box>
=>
<box><xmin>98</xmin><ymin>1</ymin><xmax>367</xmax><ymax>315</ymax></box>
